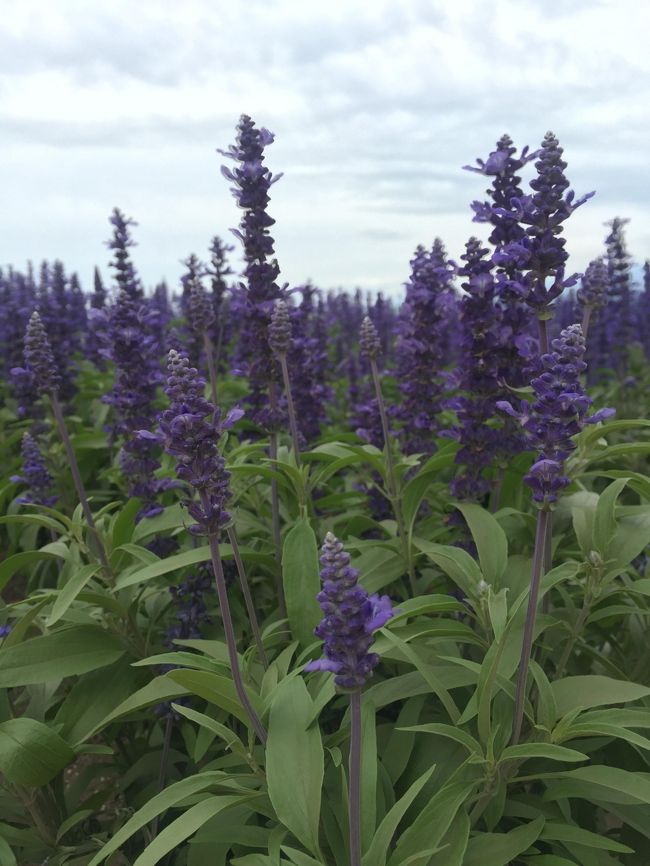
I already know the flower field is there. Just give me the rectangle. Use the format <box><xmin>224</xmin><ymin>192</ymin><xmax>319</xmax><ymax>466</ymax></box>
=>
<box><xmin>2</xmin><ymin>115</ymin><xmax>650</xmax><ymax>865</ymax></box>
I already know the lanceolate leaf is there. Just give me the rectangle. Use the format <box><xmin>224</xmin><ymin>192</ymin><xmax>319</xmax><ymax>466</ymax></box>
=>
<box><xmin>0</xmin><ymin>718</ymin><xmax>75</xmax><ymax>786</ymax></box>
<box><xmin>282</xmin><ymin>516</ymin><xmax>321</xmax><ymax>648</ymax></box>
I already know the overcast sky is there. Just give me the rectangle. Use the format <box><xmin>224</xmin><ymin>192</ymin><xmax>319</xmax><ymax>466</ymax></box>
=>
<box><xmin>2</xmin><ymin>0</ymin><xmax>649</xmax><ymax>297</ymax></box>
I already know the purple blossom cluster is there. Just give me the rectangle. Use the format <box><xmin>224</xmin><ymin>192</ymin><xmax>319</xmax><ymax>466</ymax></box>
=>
<box><xmin>498</xmin><ymin>324</ymin><xmax>614</xmax><ymax>506</ymax></box>
<box><xmin>395</xmin><ymin>239</ymin><xmax>456</xmax><ymax>454</ymax></box>
<box><xmin>305</xmin><ymin>532</ymin><xmax>394</xmax><ymax>690</ymax></box>
<box><xmin>151</xmin><ymin>349</ymin><xmax>241</xmax><ymax>536</ymax></box>
<box><xmin>10</xmin><ymin>432</ymin><xmax>57</xmax><ymax>507</ymax></box>
<box><xmin>220</xmin><ymin>114</ymin><xmax>286</xmax><ymax>428</ymax></box>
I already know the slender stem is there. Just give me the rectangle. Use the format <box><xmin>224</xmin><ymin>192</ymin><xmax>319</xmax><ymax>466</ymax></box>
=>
<box><xmin>369</xmin><ymin>359</ymin><xmax>417</xmax><ymax>596</ymax></box>
<box><xmin>555</xmin><ymin>592</ymin><xmax>593</xmax><ymax>680</ymax></box>
<box><xmin>200</xmin><ymin>493</ymin><xmax>267</xmax><ymax>744</ymax></box>
<box><xmin>349</xmin><ymin>690</ymin><xmax>362</xmax><ymax>866</ymax></box>
<box><xmin>268</xmin><ymin>383</ymin><xmax>286</xmax><ymax>617</ymax></box>
<box><xmin>49</xmin><ymin>392</ymin><xmax>112</xmax><ymax>579</ymax></box>
<box><xmin>151</xmin><ymin>715</ymin><xmax>173</xmax><ymax>837</ymax></box>
<box><xmin>227</xmin><ymin>526</ymin><xmax>268</xmax><ymax>669</ymax></box>
<box><xmin>581</xmin><ymin>305</ymin><xmax>593</xmax><ymax>344</ymax></box>
<box><xmin>202</xmin><ymin>331</ymin><xmax>219</xmax><ymax>406</ymax></box>
<box><xmin>511</xmin><ymin>507</ymin><xmax>550</xmax><ymax>745</ymax></box>
<box><xmin>537</xmin><ymin>315</ymin><xmax>549</xmax><ymax>356</ymax></box>
<box><xmin>278</xmin><ymin>353</ymin><xmax>301</xmax><ymax>466</ymax></box>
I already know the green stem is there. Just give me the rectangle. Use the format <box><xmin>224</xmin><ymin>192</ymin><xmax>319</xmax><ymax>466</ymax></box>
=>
<box><xmin>511</xmin><ymin>507</ymin><xmax>550</xmax><ymax>745</ymax></box>
<box><xmin>227</xmin><ymin>526</ymin><xmax>268</xmax><ymax>669</ymax></box>
<box><xmin>349</xmin><ymin>690</ymin><xmax>362</xmax><ymax>866</ymax></box>
<box><xmin>554</xmin><ymin>592</ymin><xmax>593</xmax><ymax>680</ymax></box>
<box><xmin>49</xmin><ymin>392</ymin><xmax>112</xmax><ymax>580</ymax></box>
<box><xmin>369</xmin><ymin>359</ymin><xmax>416</xmax><ymax>596</ymax></box>
<box><xmin>200</xmin><ymin>493</ymin><xmax>267</xmax><ymax>745</ymax></box>
<box><xmin>278</xmin><ymin>353</ymin><xmax>302</xmax><ymax>467</ymax></box>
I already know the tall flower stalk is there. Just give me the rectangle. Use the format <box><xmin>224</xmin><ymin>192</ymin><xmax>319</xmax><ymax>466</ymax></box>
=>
<box><xmin>269</xmin><ymin>299</ymin><xmax>301</xmax><ymax>465</ymax></box>
<box><xmin>152</xmin><ymin>349</ymin><xmax>267</xmax><ymax>743</ymax></box>
<box><xmin>360</xmin><ymin>317</ymin><xmax>416</xmax><ymax>595</ymax></box>
<box><xmin>305</xmin><ymin>533</ymin><xmax>393</xmax><ymax>866</ymax></box>
<box><xmin>22</xmin><ymin>312</ymin><xmax>112</xmax><ymax>577</ymax></box>
<box><xmin>498</xmin><ymin>324</ymin><xmax>613</xmax><ymax>742</ymax></box>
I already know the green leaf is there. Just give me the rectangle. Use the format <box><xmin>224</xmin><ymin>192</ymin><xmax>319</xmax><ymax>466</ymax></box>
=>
<box><xmin>487</xmin><ymin>587</ymin><xmax>508</xmax><ymax>643</ymax></box>
<box><xmin>455</xmin><ymin>503</ymin><xmax>508</xmax><ymax>585</ymax></box>
<box><xmin>0</xmin><ymin>718</ymin><xmax>75</xmax><ymax>786</ymax></box>
<box><xmin>540</xmin><ymin>821</ymin><xmax>633</xmax><ymax>853</ymax></box>
<box><xmin>267</xmin><ymin>677</ymin><xmax>323</xmax><ymax>857</ymax></box>
<box><xmin>387</xmin><ymin>778</ymin><xmax>477</xmax><ymax>866</ymax></box>
<box><xmin>549</xmin><ymin>765</ymin><xmax>650</xmax><ymax>806</ymax></box>
<box><xmin>87</xmin><ymin>674</ymin><xmax>190</xmax><ymax>736</ymax></box>
<box><xmin>0</xmin><ymin>835</ymin><xmax>16</xmax><ymax>866</ymax></box>
<box><xmin>463</xmin><ymin>816</ymin><xmax>545</xmax><ymax>866</ymax></box>
<box><xmin>593</xmin><ymin>478</ymin><xmax>630</xmax><ymax>556</ymax></box>
<box><xmin>0</xmin><ymin>625</ymin><xmax>126</xmax><ymax>687</ymax></box>
<box><xmin>282</xmin><ymin>517</ymin><xmax>322</xmax><ymax>648</ymax></box>
<box><xmin>389</xmin><ymin>595</ymin><xmax>464</xmax><ymax>624</ymax></box>
<box><xmin>46</xmin><ymin>563</ymin><xmax>102</xmax><ymax>626</ymax></box>
<box><xmin>362</xmin><ymin>765</ymin><xmax>436</xmax><ymax>866</ymax></box>
<box><xmin>167</xmin><ymin>669</ymin><xmax>262</xmax><ymax>728</ymax></box>
<box><xmin>133</xmin><ymin>795</ymin><xmax>254</xmax><ymax>866</ymax></box>
<box><xmin>0</xmin><ymin>549</ymin><xmax>66</xmax><ymax>590</ymax></box>
<box><xmin>0</xmin><ymin>513</ymin><xmax>67</xmax><ymax>534</ymax></box>
<box><xmin>399</xmin><ymin>723</ymin><xmax>482</xmax><ymax>756</ymax></box>
<box><xmin>500</xmin><ymin>743</ymin><xmax>588</xmax><ymax>764</ymax></box>
<box><xmin>171</xmin><ymin>703</ymin><xmax>248</xmax><ymax>759</ymax></box>
<box><xmin>551</xmin><ymin>676</ymin><xmax>650</xmax><ymax>717</ymax></box>
<box><xmin>606</xmin><ymin>509</ymin><xmax>650</xmax><ymax>579</ymax></box>
<box><xmin>414</xmin><ymin>539</ymin><xmax>482</xmax><ymax>597</ymax></box>
<box><xmin>86</xmin><ymin>772</ymin><xmax>230</xmax><ymax>865</ymax></box>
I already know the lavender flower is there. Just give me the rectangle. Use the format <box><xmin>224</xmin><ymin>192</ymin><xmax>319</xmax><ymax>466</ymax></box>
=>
<box><xmin>269</xmin><ymin>299</ymin><xmax>292</xmax><ymax>357</ymax></box>
<box><xmin>492</xmin><ymin>132</ymin><xmax>594</xmax><ymax>318</ymax></box>
<box><xmin>498</xmin><ymin>324</ymin><xmax>614</xmax><ymax>506</ymax></box>
<box><xmin>22</xmin><ymin>311</ymin><xmax>60</xmax><ymax>394</ymax></box>
<box><xmin>305</xmin><ymin>533</ymin><xmax>394</xmax><ymax>690</ymax></box>
<box><xmin>577</xmin><ymin>257</ymin><xmax>608</xmax><ymax>312</ymax></box>
<box><xmin>10</xmin><ymin>432</ymin><xmax>57</xmax><ymax>506</ymax></box>
<box><xmin>395</xmin><ymin>240</ymin><xmax>455</xmax><ymax>454</ymax></box>
<box><xmin>107</xmin><ymin>208</ymin><xmax>143</xmax><ymax>300</ymax></box>
<box><xmin>155</xmin><ymin>350</ymin><xmax>241</xmax><ymax>536</ymax></box>
<box><xmin>359</xmin><ymin>316</ymin><xmax>380</xmax><ymax>360</ymax></box>
<box><xmin>219</xmin><ymin>114</ymin><xmax>286</xmax><ymax>427</ymax></box>
<box><xmin>605</xmin><ymin>217</ymin><xmax>634</xmax><ymax>374</ymax></box>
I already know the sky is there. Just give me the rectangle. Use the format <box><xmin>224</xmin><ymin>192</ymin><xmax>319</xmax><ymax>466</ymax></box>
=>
<box><xmin>2</xmin><ymin>0</ymin><xmax>649</xmax><ymax>297</ymax></box>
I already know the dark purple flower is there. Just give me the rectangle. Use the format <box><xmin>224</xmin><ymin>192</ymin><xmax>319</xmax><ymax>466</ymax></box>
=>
<box><xmin>219</xmin><ymin>115</ymin><xmax>286</xmax><ymax>427</ymax></box>
<box><xmin>22</xmin><ymin>311</ymin><xmax>60</xmax><ymax>395</ymax></box>
<box><xmin>157</xmin><ymin>349</ymin><xmax>240</xmax><ymax>536</ymax></box>
<box><xmin>305</xmin><ymin>532</ymin><xmax>394</xmax><ymax>690</ymax></box>
<box><xmin>395</xmin><ymin>239</ymin><xmax>456</xmax><ymax>454</ymax></box>
<box><xmin>107</xmin><ymin>208</ymin><xmax>143</xmax><ymax>300</ymax></box>
<box><xmin>10</xmin><ymin>432</ymin><xmax>58</xmax><ymax>507</ymax></box>
<box><xmin>577</xmin><ymin>257</ymin><xmax>608</xmax><ymax>311</ymax></box>
<box><xmin>498</xmin><ymin>324</ymin><xmax>614</xmax><ymax>506</ymax></box>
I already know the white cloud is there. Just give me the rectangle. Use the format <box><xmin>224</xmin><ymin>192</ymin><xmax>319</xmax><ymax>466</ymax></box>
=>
<box><xmin>1</xmin><ymin>0</ymin><xmax>649</xmax><ymax>296</ymax></box>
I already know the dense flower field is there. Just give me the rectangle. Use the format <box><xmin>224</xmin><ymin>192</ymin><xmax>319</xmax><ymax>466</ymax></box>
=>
<box><xmin>2</xmin><ymin>116</ymin><xmax>650</xmax><ymax>865</ymax></box>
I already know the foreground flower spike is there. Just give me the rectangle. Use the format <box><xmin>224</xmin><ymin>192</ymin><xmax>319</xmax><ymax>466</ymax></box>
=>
<box><xmin>156</xmin><ymin>349</ymin><xmax>267</xmax><ymax>742</ymax></box>
<box><xmin>22</xmin><ymin>313</ymin><xmax>112</xmax><ymax>577</ymax></box>
<box><xmin>305</xmin><ymin>532</ymin><xmax>393</xmax><ymax>866</ymax></box>
<box><xmin>497</xmin><ymin>324</ymin><xmax>613</xmax><ymax>744</ymax></box>
<box><xmin>359</xmin><ymin>316</ymin><xmax>380</xmax><ymax>360</ymax></box>
<box><xmin>10</xmin><ymin>433</ymin><xmax>57</xmax><ymax>507</ymax></box>
<box><xmin>107</xmin><ymin>208</ymin><xmax>143</xmax><ymax>300</ymax></box>
<box><xmin>305</xmin><ymin>532</ymin><xmax>394</xmax><ymax>689</ymax></box>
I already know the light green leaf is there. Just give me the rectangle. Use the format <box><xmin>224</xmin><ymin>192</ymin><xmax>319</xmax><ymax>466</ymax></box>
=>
<box><xmin>455</xmin><ymin>503</ymin><xmax>508</xmax><ymax>585</ymax></box>
<box><xmin>267</xmin><ymin>677</ymin><xmax>323</xmax><ymax>857</ymax></box>
<box><xmin>463</xmin><ymin>816</ymin><xmax>545</xmax><ymax>866</ymax></box>
<box><xmin>282</xmin><ymin>517</ymin><xmax>321</xmax><ymax>648</ymax></box>
<box><xmin>0</xmin><ymin>549</ymin><xmax>66</xmax><ymax>590</ymax></box>
<box><xmin>362</xmin><ymin>765</ymin><xmax>436</xmax><ymax>866</ymax></box>
<box><xmin>86</xmin><ymin>772</ymin><xmax>230</xmax><ymax>865</ymax></box>
<box><xmin>87</xmin><ymin>674</ymin><xmax>190</xmax><ymax>737</ymax></box>
<box><xmin>46</xmin><ymin>563</ymin><xmax>102</xmax><ymax>626</ymax></box>
<box><xmin>500</xmin><ymin>743</ymin><xmax>588</xmax><ymax>764</ymax></box>
<box><xmin>551</xmin><ymin>676</ymin><xmax>650</xmax><ymax>717</ymax></box>
<box><xmin>134</xmin><ymin>795</ymin><xmax>253</xmax><ymax>866</ymax></box>
<box><xmin>540</xmin><ymin>821</ymin><xmax>633</xmax><ymax>853</ymax></box>
<box><xmin>0</xmin><ymin>718</ymin><xmax>75</xmax><ymax>786</ymax></box>
<box><xmin>0</xmin><ymin>625</ymin><xmax>126</xmax><ymax>687</ymax></box>
<box><xmin>167</xmin><ymin>669</ymin><xmax>262</xmax><ymax>728</ymax></box>
<box><xmin>594</xmin><ymin>478</ymin><xmax>630</xmax><ymax>556</ymax></box>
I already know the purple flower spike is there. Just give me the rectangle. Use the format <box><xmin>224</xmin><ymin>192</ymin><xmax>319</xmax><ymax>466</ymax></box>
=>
<box><xmin>10</xmin><ymin>432</ymin><xmax>58</xmax><ymax>507</ymax></box>
<box><xmin>158</xmin><ymin>349</ymin><xmax>233</xmax><ymax>536</ymax></box>
<box><xmin>23</xmin><ymin>311</ymin><xmax>60</xmax><ymax>395</ymax></box>
<box><xmin>359</xmin><ymin>316</ymin><xmax>381</xmax><ymax>360</ymax></box>
<box><xmin>268</xmin><ymin>299</ymin><xmax>292</xmax><ymax>356</ymax></box>
<box><xmin>305</xmin><ymin>532</ymin><xmax>394</xmax><ymax>691</ymax></box>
